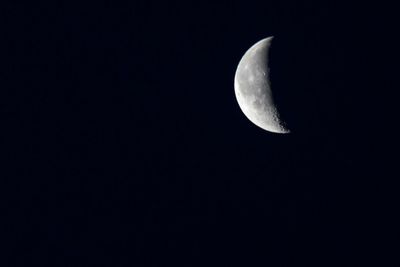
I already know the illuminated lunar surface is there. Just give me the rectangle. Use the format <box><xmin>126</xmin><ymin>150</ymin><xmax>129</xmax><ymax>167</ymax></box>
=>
<box><xmin>234</xmin><ymin>37</ymin><xmax>290</xmax><ymax>133</ymax></box>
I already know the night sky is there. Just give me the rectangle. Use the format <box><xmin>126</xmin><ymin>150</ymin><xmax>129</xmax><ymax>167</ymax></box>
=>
<box><xmin>3</xmin><ymin>1</ymin><xmax>397</xmax><ymax>266</ymax></box>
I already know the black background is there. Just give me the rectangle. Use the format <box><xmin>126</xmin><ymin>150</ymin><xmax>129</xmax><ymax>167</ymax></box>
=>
<box><xmin>3</xmin><ymin>1</ymin><xmax>398</xmax><ymax>266</ymax></box>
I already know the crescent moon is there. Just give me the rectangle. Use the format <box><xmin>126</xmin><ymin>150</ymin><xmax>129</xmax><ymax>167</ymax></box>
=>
<box><xmin>234</xmin><ymin>36</ymin><xmax>290</xmax><ymax>134</ymax></box>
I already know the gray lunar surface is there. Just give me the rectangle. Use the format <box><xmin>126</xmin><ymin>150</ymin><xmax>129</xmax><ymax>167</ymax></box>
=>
<box><xmin>234</xmin><ymin>37</ymin><xmax>290</xmax><ymax>133</ymax></box>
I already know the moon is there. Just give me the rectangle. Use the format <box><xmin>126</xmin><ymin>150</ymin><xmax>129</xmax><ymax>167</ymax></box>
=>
<box><xmin>234</xmin><ymin>36</ymin><xmax>290</xmax><ymax>134</ymax></box>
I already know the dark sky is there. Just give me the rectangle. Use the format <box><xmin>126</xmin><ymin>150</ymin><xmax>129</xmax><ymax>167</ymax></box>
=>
<box><xmin>3</xmin><ymin>1</ymin><xmax>397</xmax><ymax>266</ymax></box>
